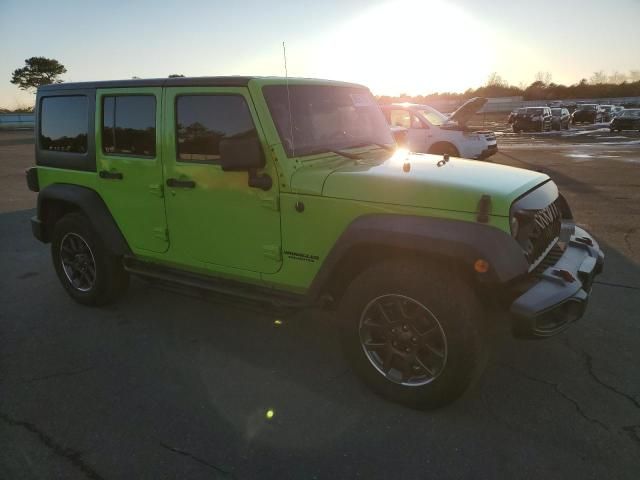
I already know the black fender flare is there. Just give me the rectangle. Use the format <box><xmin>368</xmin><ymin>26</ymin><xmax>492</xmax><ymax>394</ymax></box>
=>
<box><xmin>36</xmin><ymin>183</ymin><xmax>131</xmax><ymax>256</ymax></box>
<box><xmin>308</xmin><ymin>214</ymin><xmax>528</xmax><ymax>299</ymax></box>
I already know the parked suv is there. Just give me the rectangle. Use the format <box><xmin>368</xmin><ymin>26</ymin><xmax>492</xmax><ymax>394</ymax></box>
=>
<box><xmin>572</xmin><ymin>104</ymin><xmax>600</xmax><ymax>124</ymax></box>
<box><xmin>512</xmin><ymin>107</ymin><xmax>553</xmax><ymax>132</ymax></box>
<box><xmin>26</xmin><ymin>76</ymin><xmax>604</xmax><ymax>408</ymax></box>
<box><xmin>551</xmin><ymin>108</ymin><xmax>570</xmax><ymax>130</ymax></box>
<box><xmin>380</xmin><ymin>98</ymin><xmax>497</xmax><ymax>160</ymax></box>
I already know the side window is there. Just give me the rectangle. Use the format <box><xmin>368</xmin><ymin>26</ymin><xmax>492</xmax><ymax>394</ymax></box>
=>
<box><xmin>176</xmin><ymin>95</ymin><xmax>257</xmax><ymax>163</ymax></box>
<box><xmin>411</xmin><ymin>115</ymin><xmax>425</xmax><ymax>129</ymax></box>
<box><xmin>389</xmin><ymin>110</ymin><xmax>411</xmax><ymax>128</ymax></box>
<box><xmin>102</xmin><ymin>95</ymin><xmax>156</xmax><ymax>157</ymax></box>
<box><xmin>40</xmin><ymin>96</ymin><xmax>88</xmax><ymax>153</ymax></box>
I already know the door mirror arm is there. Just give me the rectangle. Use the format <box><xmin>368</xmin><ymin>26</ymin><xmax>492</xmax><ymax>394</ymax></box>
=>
<box><xmin>248</xmin><ymin>169</ymin><xmax>272</xmax><ymax>191</ymax></box>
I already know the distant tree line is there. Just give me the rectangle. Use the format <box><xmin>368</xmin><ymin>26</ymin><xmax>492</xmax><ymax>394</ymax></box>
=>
<box><xmin>378</xmin><ymin>70</ymin><xmax>640</xmax><ymax>104</ymax></box>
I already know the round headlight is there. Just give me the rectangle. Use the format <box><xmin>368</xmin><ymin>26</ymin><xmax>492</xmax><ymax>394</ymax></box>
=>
<box><xmin>510</xmin><ymin>216</ymin><xmax>519</xmax><ymax>238</ymax></box>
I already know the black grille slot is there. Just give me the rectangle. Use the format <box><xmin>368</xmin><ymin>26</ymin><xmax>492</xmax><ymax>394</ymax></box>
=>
<box><xmin>523</xmin><ymin>200</ymin><xmax>562</xmax><ymax>265</ymax></box>
<box><xmin>532</xmin><ymin>243</ymin><xmax>564</xmax><ymax>275</ymax></box>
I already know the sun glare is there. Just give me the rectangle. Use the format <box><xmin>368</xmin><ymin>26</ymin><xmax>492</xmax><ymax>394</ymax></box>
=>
<box><xmin>308</xmin><ymin>0</ymin><xmax>496</xmax><ymax>95</ymax></box>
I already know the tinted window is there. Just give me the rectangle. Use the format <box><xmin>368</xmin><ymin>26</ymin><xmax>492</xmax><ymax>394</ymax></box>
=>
<box><xmin>102</xmin><ymin>96</ymin><xmax>156</xmax><ymax>156</ymax></box>
<box><xmin>40</xmin><ymin>96</ymin><xmax>88</xmax><ymax>153</ymax></box>
<box><xmin>176</xmin><ymin>95</ymin><xmax>257</xmax><ymax>162</ymax></box>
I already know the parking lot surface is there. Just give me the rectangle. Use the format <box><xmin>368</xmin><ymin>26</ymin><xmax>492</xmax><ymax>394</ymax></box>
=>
<box><xmin>1</xmin><ymin>129</ymin><xmax>639</xmax><ymax>479</ymax></box>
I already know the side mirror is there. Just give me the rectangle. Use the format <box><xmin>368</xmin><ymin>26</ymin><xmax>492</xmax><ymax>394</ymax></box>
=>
<box><xmin>218</xmin><ymin>134</ymin><xmax>272</xmax><ymax>191</ymax></box>
<box><xmin>219</xmin><ymin>135</ymin><xmax>265</xmax><ymax>172</ymax></box>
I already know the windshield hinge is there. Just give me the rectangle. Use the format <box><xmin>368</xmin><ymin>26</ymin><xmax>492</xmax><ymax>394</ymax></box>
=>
<box><xmin>263</xmin><ymin>245</ymin><xmax>282</xmax><ymax>262</ymax></box>
<box><xmin>261</xmin><ymin>196</ymin><xmax>280</xmax><ymax>211</ymax></box>
<box><xmin>149</xmin><ymin>184</ymin><xmax>164</xmax><ymax>198</ymax></box>
<box><xmin>153</xmin><ymin>227</ymin><xmax>169</xmax><ymax>241</ymax></box>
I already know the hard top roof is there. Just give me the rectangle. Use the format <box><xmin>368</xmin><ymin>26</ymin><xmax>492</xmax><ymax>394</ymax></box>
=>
<box><xmin>38</xmin><ymin>76</ymin><xmax>366</xmax><ymax>91</ymax></box>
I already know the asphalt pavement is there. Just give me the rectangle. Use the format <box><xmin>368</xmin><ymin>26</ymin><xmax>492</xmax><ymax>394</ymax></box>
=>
<box><xmin>1</xmin><ymin>129</ymin><xmax>639</xmax><ymax>479</ymax></box>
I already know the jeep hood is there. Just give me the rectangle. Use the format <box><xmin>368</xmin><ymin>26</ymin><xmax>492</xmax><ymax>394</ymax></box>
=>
<box><xmin>446</xmin><ymin>97</ymin><xmax>487</xmax><ymax>126</ymax></box>
<box><xmin>294</xmin><ymin>152</ymin><xmax>549</xmax><ymax>217</ymax></box>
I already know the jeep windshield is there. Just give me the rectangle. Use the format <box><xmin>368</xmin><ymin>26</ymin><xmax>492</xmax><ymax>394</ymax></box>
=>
<box><xmin>264</xmin><ymin>85</ymin><xmax>394</xmax><ymax>157</ymax></box>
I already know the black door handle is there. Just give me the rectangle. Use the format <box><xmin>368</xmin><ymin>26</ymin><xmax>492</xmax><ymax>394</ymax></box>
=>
<box><xmin>166</xmin><ymin>178</ymin><xmax>196</xmax><ymax>188</ymax></box>
<box><xmin>99</xmin><ymin>170</ymin><xmax>123</xmax><ymax>180</ymax></box>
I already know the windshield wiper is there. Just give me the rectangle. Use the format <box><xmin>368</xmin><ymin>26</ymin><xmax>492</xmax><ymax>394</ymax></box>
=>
<box><xmin>329</xmin><ymin>149</ymin><xmax>363</xmax><ymax>160</ymax></box>
<box><xmin>327</xmin><ymin>142</ymin><xmax>394</xmax><ymax>160</ymax></box>
<box><xmin>370</xmin><ymin>142</ymin><xmax>395</xmax><ymax>152</ymax></box>
<box><xmin>350</xmin><ymin>142</ymin><xmax>395</xmax><ymax>152</ymax></box>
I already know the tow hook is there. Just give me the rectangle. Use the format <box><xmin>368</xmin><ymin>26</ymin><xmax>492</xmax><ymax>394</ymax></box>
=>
<box><xmin>552</xmin><ymin>269</ymin><xmax>575</xmax><ymax>283</ymax></box>
<box><xmin>575</xmin><ymin>236</ymin><xmax>593</xmax><ymax>246</ymax></box>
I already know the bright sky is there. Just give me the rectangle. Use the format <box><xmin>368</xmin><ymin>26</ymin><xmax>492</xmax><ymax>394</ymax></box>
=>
<box><xmin>1</xmin><ymin>0</ymin><xmax>639</xmax><ymax>108</ymax></box>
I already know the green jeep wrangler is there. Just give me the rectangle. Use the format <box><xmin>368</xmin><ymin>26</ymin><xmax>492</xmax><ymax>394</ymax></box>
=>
<box><xmin>26</xmin><ymin>76</ymin><xmax>604</xmax><ymax>408</ymax></box>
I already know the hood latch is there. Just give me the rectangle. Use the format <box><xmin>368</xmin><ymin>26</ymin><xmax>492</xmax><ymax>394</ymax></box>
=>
<box><xmin>476</xmin><ymin>194</ymin><xmax>492</xmax><ymax>223</ymax></box>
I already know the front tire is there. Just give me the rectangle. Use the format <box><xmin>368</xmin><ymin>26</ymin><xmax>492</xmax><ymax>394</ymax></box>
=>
<box><xmin>428</xmin><ymin>142</ymin><xmax>459</xmax><ymax>157</ymax></box>
<box><xmin>339</xmin><ymin>260</ymin><xmax>485</xmax><ymax>409</ymax></box>
<box><xmin>52</xmin><ymin>212</ymin><xmax>129</xmax><ymax>306</ymax></box>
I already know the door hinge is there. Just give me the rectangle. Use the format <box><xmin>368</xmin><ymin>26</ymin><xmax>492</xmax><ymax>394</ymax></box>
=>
<box><xmin>153</xmin><ymin>227</ymin><xmax>169</xmax><ymax>242</ymax></box>
<box><xmin>263</xmin><ymin>245</ymin><xmax>282</xmax><ymax>262</ymax></box>
<box><xmin>149</xmin><ymin>184</ymin><xmax>164</xmax><ymax>198</ymax></box>
<box><xmin>261</xmin><ymin>196</ymin><xmax>280</xmax><ymax>211</ymax></box>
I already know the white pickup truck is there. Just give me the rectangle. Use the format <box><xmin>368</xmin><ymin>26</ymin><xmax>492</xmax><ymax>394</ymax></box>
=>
<box><xmin>381</xmin><ymin>98</ymin><xmax>497</xmax><ymax>160</ymax></box>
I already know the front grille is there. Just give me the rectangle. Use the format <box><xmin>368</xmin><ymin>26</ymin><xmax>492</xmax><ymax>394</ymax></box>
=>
<box><xmin>522</xmin><ymin>200</ymin><xmax>562</xmax><ymax>266</ymax></box>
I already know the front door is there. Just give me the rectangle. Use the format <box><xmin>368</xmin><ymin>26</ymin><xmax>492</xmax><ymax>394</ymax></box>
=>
<box><xmin>406</xmin><ymin>115</ymin><xmax>432</xmax><ymax>152</ymax></box>
<box><xmin>163</xmin><ymin>87</ymin><xmax>282</xmax><ymax>274</ymax></box>
<box><xmin>96</xmin><ymin>88</ymin><xmax>168</xmax><ymax>253</ymax></box>
<box><xmin>388</xmin><ymin>108</ymin><xmax>432</xmax><ymax>152</ymax></box>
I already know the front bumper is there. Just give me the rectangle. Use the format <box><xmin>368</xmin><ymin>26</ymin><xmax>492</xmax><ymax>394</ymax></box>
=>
<box><xmin>510</xmin><ymin>226</ymin><xmax>604</xmax><ymax>338</ymax></box>
<box><xmin>513</xmin><ymin>120</ymin><xmax>542</xmax><ymax>131</ymax></box>
<box><xmin>477</xmin><ymin>144</ymin><xmax>498</xmax><ymax>159</ymax></box>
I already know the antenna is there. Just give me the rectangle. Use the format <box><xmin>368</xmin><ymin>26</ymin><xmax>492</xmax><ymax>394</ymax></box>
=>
<box><xmin>283</xmin><ymin>41</ymin><xmax>295</xmax><ymax>156</ymax></box>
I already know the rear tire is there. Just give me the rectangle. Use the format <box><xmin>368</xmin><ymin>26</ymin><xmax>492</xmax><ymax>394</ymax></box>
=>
<box><xmin>51</xmin><ymin>212</ymin><xmax>129</xmax><ymax>306</ymax></box>
<box><xmin>338</xmin><ymin>260</ymin><xmax>485</xmax><ymax>409</ymax></box>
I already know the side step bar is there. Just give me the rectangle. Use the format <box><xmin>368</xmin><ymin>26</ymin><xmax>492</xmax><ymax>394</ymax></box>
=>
<box><xmin>123</xmin><ymin>258</ymin><xmax>311</xmax><ymax>310</ymax></box>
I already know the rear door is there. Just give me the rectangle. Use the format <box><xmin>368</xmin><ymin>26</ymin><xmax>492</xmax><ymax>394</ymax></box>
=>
<box><xmin>95</xmin><ymin>88</ymin><xmax>168</xmax><ymax>253</ymax></box>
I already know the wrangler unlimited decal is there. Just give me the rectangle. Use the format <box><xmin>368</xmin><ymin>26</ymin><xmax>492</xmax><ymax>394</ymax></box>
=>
<box><xmin>283</xmin><ymin>250</ymin><xmax>320</xmax><ymax>263</ymax></box>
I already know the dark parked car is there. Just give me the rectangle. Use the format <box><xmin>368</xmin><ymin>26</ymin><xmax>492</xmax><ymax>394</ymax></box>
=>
<box><xmin>610</xmin><ymin>109</ymin><xmax>640</xmax><ymax>132</ymax></box>
<box><xmin>572</xmin><ymin>104</ymin><xmax>600</xmax><ymax>124</ymax></box>
<box><xmin>512</xmin><ymin>107</ymin><xmax>553</xmax><ymax>132</ymax></box>
<box><xmin>551</xmin><ymin>108</ymin><xmax>570</xmax><ymax>130</ymax></box>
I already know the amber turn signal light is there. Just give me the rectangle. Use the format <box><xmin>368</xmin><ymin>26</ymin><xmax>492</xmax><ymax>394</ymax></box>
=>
<box><xmin>474</xmin><ymin>259</ymin><xmax>490</xmax><ymax>273</ymax></box>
